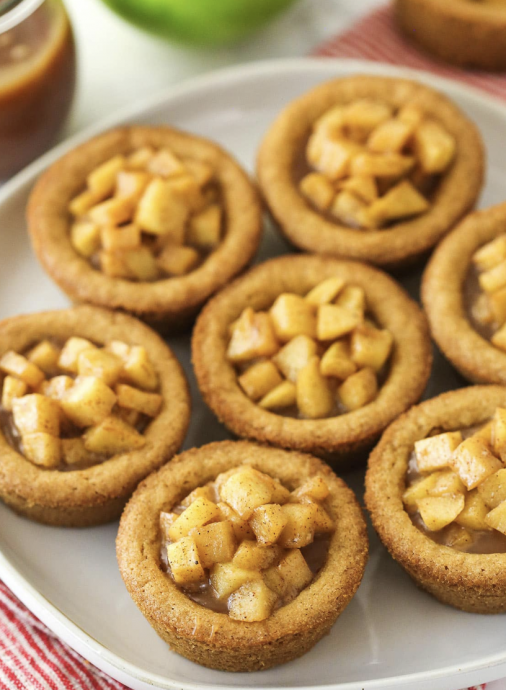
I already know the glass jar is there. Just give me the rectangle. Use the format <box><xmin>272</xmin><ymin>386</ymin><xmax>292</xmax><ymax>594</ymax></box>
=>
<box><xmin>0</xmin><ymin>0</ymin><xmax>76</xmax><ymax>179</ymax></box>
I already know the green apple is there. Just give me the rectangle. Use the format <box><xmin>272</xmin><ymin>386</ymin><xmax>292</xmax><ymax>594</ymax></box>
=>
<box><xmin>101</xmin><ymin>0</ymin><xmax>300</xmax><ymax>46</ymax></box>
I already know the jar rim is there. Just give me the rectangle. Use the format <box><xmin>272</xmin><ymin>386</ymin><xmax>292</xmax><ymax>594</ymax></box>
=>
<box><xmin>0</xmin><ymin>0</ymin><xmax>46</xmax><ymax>33</ymax></box>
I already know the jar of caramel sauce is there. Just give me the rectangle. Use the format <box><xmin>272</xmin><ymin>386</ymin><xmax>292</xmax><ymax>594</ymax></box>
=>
<box><xmin>0</xmin><ymin>0</ymin><xmax>76</xmax><ymax>179</ymax></box>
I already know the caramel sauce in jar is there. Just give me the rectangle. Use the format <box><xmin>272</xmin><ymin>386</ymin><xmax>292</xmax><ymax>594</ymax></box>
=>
<box><xmin>0</xmin><ymin>0</ymin><xmax>76</xmax><ymax>179</ymax></box>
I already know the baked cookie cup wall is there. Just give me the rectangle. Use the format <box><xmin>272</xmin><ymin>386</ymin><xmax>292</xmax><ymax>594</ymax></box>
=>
<box><xmin>365</xmin><ymin>386</ymin><xmax>506</xmax><ymax>614</ymax></box>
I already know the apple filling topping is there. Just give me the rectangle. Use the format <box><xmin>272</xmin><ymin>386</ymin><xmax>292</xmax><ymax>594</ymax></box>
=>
<box><xmin>160</xmin><ymin>466</ymin><xmax>334</xmax><ymax>622</ymax></box>
<box><xmin>466</xmin><ymin>235</ymin><xmax>506</xmax><ymax>348</ymax></box>
<box><xmin>403</xmin><ymin>409</ymin><xmax>506</xmax><ymax>553</ymax></box>
<box><xmin>0</xmin><ymin>337</ymin><xmax>162</xmax><ymax>469</ymax></box>
<box><xmin>68</xmin><ymin>147</ymin><xmax>222</xmax><ymax>281</ymax></box>
<box><xmin>226</xmin><ymin>277</ymin><xmax>393</xmax><ymax>418</ymax></box>
<box><xmin>299</xmin><ymin>99</ymin><xmax>455</xmax><ymax>230</ymax></box>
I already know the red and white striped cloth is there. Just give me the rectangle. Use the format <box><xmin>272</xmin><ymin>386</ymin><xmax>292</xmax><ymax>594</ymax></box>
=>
<box><xmin>0</xmin><ymin>5</ymin><xmax>502</xmax><ymax>689</ymax></box>
<box><xmin>314</xmin><ymin>4</ymin><xmax>506</xmax><ymax>100</ymax></box>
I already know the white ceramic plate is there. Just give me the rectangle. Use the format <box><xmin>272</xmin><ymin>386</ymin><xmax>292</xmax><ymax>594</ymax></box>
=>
<box><xmin>0</xmin><ymin>58</ymin><xmax>505</xmax><ymax>690</ymax></box>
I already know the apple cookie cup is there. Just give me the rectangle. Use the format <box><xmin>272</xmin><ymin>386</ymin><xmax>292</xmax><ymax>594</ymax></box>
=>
<box><xmin>366</xmin><ymin>386</ymin><xmax>506</xmax><ymax>613</ymax></box>
<box><xmin>192</xmin><ymin>255</ymin><xmax>432</xmax><ymax>467</ymax></box>
<box><xmin>116</xmin><ymin>440</ymin><xmax>368</xmax><ymax>672</ymax></box>
<box><xmin>0</xmin><ymin>306</ymin><xmax>190</xmax><ymax>526</ymax></box>
<box><xmin>257</xmin><ymin>75</ymin><xmax>484</xmax><ymax>268</ymax></box>
<box><xmin>27</xmin><ymin>126</ymin><xmax>262</xmax><ymax>331</ymax></box>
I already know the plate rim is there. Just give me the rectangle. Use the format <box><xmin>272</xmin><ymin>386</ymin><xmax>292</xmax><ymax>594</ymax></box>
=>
<box><xmin>1</xmin><ymin>56</ymin><xmax>506</xmax><ymax>690</ymax></box>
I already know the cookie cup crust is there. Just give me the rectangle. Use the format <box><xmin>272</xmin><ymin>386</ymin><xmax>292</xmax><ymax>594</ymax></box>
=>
<box><xmin>365</xmin><ymin>386</ymin><xmax>506</xmax><ymax>614</ymax></box>
<box><xmin>257</xmin><ymin>75</ymin><xmax>484</xmax><ymax>269</ymax></box>
<box><xmin>116</xmin><ymin>440</ymin><xmax>368</xmax><ymax>672</ymax></box>
<box><xmin>27</xmin><ymin>126</ymin><xmax>262</xmax><ymax>330</ymax></box>
<box><xmin>0</xmin><ymin>306</ymin><xmax>190</xmax><ymax>526</ymax></box>
<box><xmin>422</xmin><ymin>202</ymin><xmax>506</xmax><ymax>385</ymax></box>
<box><xmin>192</xmin><ymin>255</ymin><xmax>432</xmax><ymax>466</ymax></box>
<box><xmin>395</xmin><ymin>0</ymin><xmax>506</xmax><ymax>72</ymax></box>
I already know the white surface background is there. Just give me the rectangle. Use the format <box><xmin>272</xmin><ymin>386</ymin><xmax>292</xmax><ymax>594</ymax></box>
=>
<box><xmin>12</xmin><ymin>0</ymin><xmax>506</xmax><ymax>688</ymax></box>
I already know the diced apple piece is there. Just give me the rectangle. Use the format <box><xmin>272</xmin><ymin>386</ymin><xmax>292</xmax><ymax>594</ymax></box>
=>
<box><xmin>190</xmin><ymin>521</ymin><xmax>236</xmax><ymax>568</ymax></box>
<box><xmin>478</xmin><ymin>468</ymin><xmax>506</xmax><ymax>509</ymax></box>
<box><xmin>135</xmin><ymin>178</ymin><xmax>188</xmax><ymax>240</ymax></box>
<box><xmin>116</xmin><ymin>384</ymin><xmax>162</xmax><ymax>417</ymax></box>
<box><xmin>444</xmin><ymin>524</ymin><xmax>473</xmax><ymax>551</ymax></box>
<box><xmin>41</xmin><ymin>375</ymin><xmax>74</xmax><ymax>401</ymax></box>
<box><xmin>492</xmin><ymin>323</ymin><xmax>506</xmax><ymax>352</ymax></box>
<box><xmin>238</xmin><ymin>361</ymin><xmax>282</xmax><ymax>401</ymax></box>
<box><xmin>278</xmin><ymin>502</ymin><xmax>318</xmax><ymax>548</ymax></box>
<box><xmin>275</xmin><ymin>549</ymin><xmax>313</xmax><ymax>601</ymax></box>
<box><xmin>61</xmin><ymin>376</ymin><xmax>116</xmax><ymax>427</ymax></box>
<box><xmin>115</xmin><ymin>171</ymin><xmax>150</xmax><ymax>199</ymax></box>
<box><xmin>398</xmin><ymin>103</ymin><xmax>425</xmax><ymax>127</ymax></box>
<box><xmin>414</xmin><ymin>119</ymin><xmax>456</xmax><ymax>174</ymax></box>
<box><xmin>77</xmin><ymin>349</ymin><xmax>123</xmax><ymax>387</ymax></box>
<box><xmin>123</xmin><ymin>346</ymin><xmax>158</xmax><ymax>391</ymax></box>
<box><xmin>101</xmin><ymin>224</ymin><xmax>141</xmax><ymax>252</ymax></box>
<box><xmin>490</xmin><ymin>288</ymin><xmax>506</xmax><ymax>327</ymax></box>
<box><xmin>350</xmin><ymin>152</ymin><xmax>414</xmax><ymax>178</ymax></box>
<box><xmin>105</xmin><ymin>340</ymin><xmax>130</xmax><ymax>362</ymax></box>
<box><xmin>313</xmin><ymin>105</ymin><xmax>346</xmax><ymax>138</ymax></box>
<box><xmin>217</xmin><ymin>502</ymin><xmax>255</xmax><ymax>541</ymax></box>
<box><xmin>83</xmin><ymin>415</ymin><xmax>145</xmax><ymax>455</ymax></box>
<box><xmin>168</xmin><ymin>497</ymin><xmax>220</xmax><ymax>541</ymax></box>
<box><xmin>299</xmin><ymin>172</ymin><xmax>335</xmax><ymax>212</ymax></box>
<box><xmin>26</xmin><ymin>340</ymin><xmax>60</xmax><ymax>377</ymax></box>
<box><xmin>12</xmin><ymin>394</ymin><xmax>60</xmax><ymax>436</ymax></box>
<box><xmin>414</xmin><ymin>431</ymin><xmax>463</xmax><ymax>473</ymax></box>
<box><xmin>117</xmin><ymin>407</ymin><xmax>141</xmax><ymax>427</ymax></box>
<box><xmin>471</xmin><ymin>293</ymin><xmax>494</xmax><ymax>326</ymax></box>
<box><xmin>485</xmin><ymin>501</ymin><xmax>506</xmax><ymax>535</ymax></box>
<box><xmin>330</xmin><ymin>190</ymin><xmax>368</xmax><ymax>228</ymax></box>
<box><xmin>0</xmin><ymin>351</ymin><xmax>45</xmax><ymax>388</ymax></box>
<box><xmin>292</xmin><ymin>476</ymin><xmax>330</xmax><ymax>502</ymax></box>
<box><xmin>320</xmin><ymin>340</ymin><xmax>357</xmax><ymax>379</ymax></box>
<box><xmin>123</xmin><ymin>247</ymin><xmax>160</xmax><ymax>281</ymax></box>
<box><xmin>492</xmin><ymin>408</ymin><xmax>506</xmax><ymax>461</ymax></box>
<box><xmin>417</xmin><ymin>494</ymin><xmax>465</xmax><ymax>531</ymax></box>
<box><xmin>259</xmin><ymin>380</ymin><xmax>296</xmax><ymax>410</ymax></box>
<box><xmin>147</xmin><ymin>148</ymin><xmax>186</xmax><ymax>178</ymax></box>
<box><xmin>229</xmin><ymin>580</ymin><xmax>278</xmax><ymax>622</ymax></box>
<box><xmin>270</xmin><ymin>479</ymin><xmax>291</xmax><ymax>505</ymax></box>
<box><xmin>307</xmin><ymin>132</ymin><xmax>362</xmax><ymax>180</ymax></box>
<box><xmin>350</xmin><ymin>325</ymin><xmax>393</xmax><ymax>371</ymax></box>
<box><xmin>126</xmin><ymin>146</ymin><xmax>154</xmax><ymax>169</ymax></box>
<box><xmin>184</xmin><ymin>158</ymin><xmax>214</xmax><ymax>186</ymax></box>
<box><xmin>340</xmin><ymin>175</ymin><xmax>378</xmax><ymax>204</ymax></box>
<box><xmin>305</xmin><ymin>277</ymin><xmax>345</xmax><ymax>306</ymax></box>
<box><xmin>270</xmin><ymin>294</ymin><xmax>316</xmax><ymax>342</ymax></box>
<box><xmin>402</xmin><ymin>473</ymin><xmax>439</xmax><ymax>507</ymax></box>
<box><xmin>22</xmin><ymin>432</ymin><xmax>61</xmax><ymax>468</ymax></box>
<box><xmin>365</xmin><ymin>180</ymin><xmax>429</xmax><ymax>227</ymax></box>
<box><xmin>61</xmin><ymin>437</ymin><xmax>94</xmax><ymax>466</ymax></box>
<box><xmin>250</xmin><ymin>504</ymin><xmax>288</xmax><ymax>546</ymax></box>
<box><xmin>227</xmin><ymin>308</ymin><xmax>279</xmax><ymax>363</ymax></box>
<box><xmin>317</xmin><ymin>304</ymin><xmax>360</xmax><ymax>341</ymax></box>
<box><xmin>157</xmin><ymin>244</ymin><xmax>200</xmax><ymax>276</ymax></box>
<box><xmin>210</xmin><ymin>562</ymin><xmax>261</xmax><ymax>600</ymax></box>
<box><xmin>296</xmin><ymin>357</ymin><xmax>334</xmax><ymax>419</ymax></box>
<box><xmin>335</xmin><ymin>285</ymin><xmax>365</xmax><ymax>320</ymax></box>
<box><xmin>455</xmin><ymin>489</ymin><xmax>491</xmax><ymax>531</ymax></box>
<box><xmin>368</xmin><ymin>118</ymin><xmax>414</xmax><ymax>153</ymax></box>
<box><xmin>58</xmin><ymin>337</ymin><xmax>96</xmax><ymax>374</ymax></box>
<box><xmin>344</xmin><ymin>99</ymin><xmax>393</xmax><ymax>140</ymax></box>
<box><xmin>187</xmin><ymin>205</ymin><xmax>221</xmax><ymax>249</ymax></box>
<box><xmin>1</xmin><ymin>376</ymin><xmax>27</xmax><ymax>412</ymax></box>
<box><xmin>71</xmin><ymin>222</ymin><xmax>101</xmax><ymax>258</ymax></box>
<box><xmin>272</xmin><ymin>335</ymin><xmax>318</xmax><ymax>383</ymax></box>
<box><xmin>428</xmin><ymin>470</ymin><xmax>466</xmax><ymax>497</ymax></box>
<box><xmin>99</xmin><ymin>251</ymin><xmax>132</xmax><ymax>279</ymax></box>
<box><xmin>478</xmin><ymin>259</ymin><xmax>506</xmax><ymax>293</ymax></box>
<box><xmin>232</xmin><ymin>540</ymin><xmax>280</xmax><ymax>570</ymax></box>
<box><xmin>167</xmin><ymin>536</ymin><xmax>205</xmax><ymax>584</ymax></box>
<box><xmin>338</xmin><ymin>367</ymin><xmax>378</xmax><ymax>411</ymax></box>
<box><xmin>89</xmin><ymin>197</ymin><xmax>134</xmax><ymax>227</ymax></box>
<box><xmin>69</xmin><ymin>190</ymin><xmax>104</xmax><ymax>217</ymax></box>
<box><xmin>449</xmin><ymin>437</ymin><xmax>503</xmax><ymax>490</ymax></box>
<box><xmin>470</xmin><ymin>421</ymin><xmax>493</xmax><ymax>447</ymax></box>
<box><xmin>312</xmin><ymin>503</ymin><xmax>335</xmax><ymax>533</ymax></box>
<box><xmin>220</xmin><ymin>467</ymin><xmax>273</xmax><ymax>520</ymax></box>
<box><xmin>473</xmin><ymin>236</ymin><xmax>506</xmax><ymax>272</ymax></box>
<box><xmin>87</xmin><ymin>155</ymin><xmax>125</xmax><ymax>197</ymax></box>
<box><xmin>166</xmin><ymin>175</ymin><xmax>204</xmax><ymax>213</ymax></box>
<box><xmin>180</xmin><ymin>485</ymin><xmax>215</xmax><ymax>508</ymax></box>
